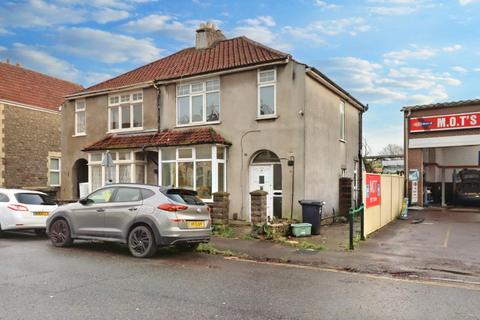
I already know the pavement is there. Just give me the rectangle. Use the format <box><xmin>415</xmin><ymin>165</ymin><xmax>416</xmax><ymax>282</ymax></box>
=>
<box><xmin>211</xmin><ymin>208</ymin><xmax>480</xmax><ymax>284</ymax></box>
<box><xmin>0</xmin><ymin>231</ymin><xmax>479</xmax><ymax>320</ymax></box>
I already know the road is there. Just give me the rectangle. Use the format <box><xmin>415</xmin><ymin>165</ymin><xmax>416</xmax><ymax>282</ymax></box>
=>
<box><xmin>0</xmin><ymin>232</ymin><xmax>479</xmax><ymax>320</ymax></box>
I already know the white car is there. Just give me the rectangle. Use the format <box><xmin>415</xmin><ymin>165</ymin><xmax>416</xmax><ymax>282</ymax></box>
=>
<box><xmin>0</xmin><ymin>189</ymin><xmax>58</xmax><ymax>236</ymax></box>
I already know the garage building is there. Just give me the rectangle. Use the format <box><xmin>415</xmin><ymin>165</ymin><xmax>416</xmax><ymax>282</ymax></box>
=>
<box><xmin>403</xmin><ymin>100</ymin><xmax>480</xmax><ymax>207</ymax></box>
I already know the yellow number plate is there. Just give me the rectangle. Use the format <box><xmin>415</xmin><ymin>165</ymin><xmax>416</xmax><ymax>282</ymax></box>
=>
<box><xmin>187</xmin><ymin>221</ymin><xmax>205</xmax><ymax>229</ymax></box>
<box><xmin>34</xmin><ymin>212</ymin><xmax>49</xmax><ymax>216</ymax></box>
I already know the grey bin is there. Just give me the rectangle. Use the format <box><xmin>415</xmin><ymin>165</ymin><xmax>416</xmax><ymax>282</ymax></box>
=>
<box><xmin>298</xmin><ymin>200</ymin><xmax>325</xmax><ymax>235</ymax></box>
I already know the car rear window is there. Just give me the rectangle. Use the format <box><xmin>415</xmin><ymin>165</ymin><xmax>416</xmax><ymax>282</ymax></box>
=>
<box><xmin>164</xmin><ymin>189</ymin><xmax>204</xmax><ymax>205</ymax></box>
<box><xmin>15</xmin><ymin>193</ymin><xmax>56</xmax><ymax>205</ymax></box>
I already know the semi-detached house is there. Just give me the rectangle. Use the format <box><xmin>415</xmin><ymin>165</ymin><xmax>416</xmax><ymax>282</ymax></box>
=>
<box><xmin>62</xmin><ymin>23</ymin><xmax>366</xmax><ymax>221</ymax></box>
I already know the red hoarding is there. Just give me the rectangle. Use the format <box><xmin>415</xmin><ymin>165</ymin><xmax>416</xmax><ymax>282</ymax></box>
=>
<box><xmin>366</xmin><ymin>174</ymin><xmax>381</xmax><ymax>208</ymax></box>
<box><xmin>409</xmin><ymin>112</ymin><xmax>480</xmax><ymax>133</ymax></box>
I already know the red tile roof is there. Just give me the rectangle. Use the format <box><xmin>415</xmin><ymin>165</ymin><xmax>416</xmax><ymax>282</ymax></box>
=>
<box><xmin>0</xmin><ymin>62</ymin><xmax>83</xmax><ymax>111</ymax></box>
<box><xmin>82</xmin><ymin>127</ymin><xmax>230</xmax><ymax>151</ymax></box>
<box><xmin>77</xmin><ymin>36</ymin><xmax>289</xmax><ymax>95</ymax></box>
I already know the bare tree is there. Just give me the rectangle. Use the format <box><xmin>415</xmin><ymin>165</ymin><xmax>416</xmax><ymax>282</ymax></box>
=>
<box><xmin>378</xmin><ymin>144</ymin><xmax>403</xmax><ymax>156</ymax></box>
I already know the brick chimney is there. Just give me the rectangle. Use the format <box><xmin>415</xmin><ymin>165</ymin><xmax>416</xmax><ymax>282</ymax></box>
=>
<box><xmin>195</xmin><ymin>22</ymin><xmax>226</xmax><ymax>49</ymax></box>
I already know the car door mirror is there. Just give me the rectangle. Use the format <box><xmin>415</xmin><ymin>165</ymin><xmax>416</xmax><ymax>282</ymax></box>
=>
<box><xmin>79</xmin><ymin>198</ymin><xmax>92</xmax><ymax>205</ymax></box>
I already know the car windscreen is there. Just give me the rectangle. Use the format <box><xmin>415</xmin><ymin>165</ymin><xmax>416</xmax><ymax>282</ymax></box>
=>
<box><xmin>164</xmin><ymin>189</ymin><xmax>204</xmax><ymax>205</ymax></box>
<box><xmin>14</xmin><ymin>193</ymin><xmax>56</xmax><ymax>205</ymax></box>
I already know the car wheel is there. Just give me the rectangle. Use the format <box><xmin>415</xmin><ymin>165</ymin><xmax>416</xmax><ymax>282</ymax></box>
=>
<box><xmin>49</xmin><ymin>219</ymin><xmax>73</xmax><ymax>247</ymax></box>
<box><xmin>128</xmin><ymin>225</ymin><xmax>157</xmax><ymax>258</ymax></box>
<box><xmin>34</xmin><ymin>229</ymin><xmax>46</xmax><ymax>237</ymax></box>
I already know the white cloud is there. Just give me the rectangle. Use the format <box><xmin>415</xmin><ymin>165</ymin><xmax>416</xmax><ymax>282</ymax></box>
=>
<box><xmin>443</xmin><ymin>44</ymin><xmax>462</xmax><ymax>52</ymax></box>
<box><xmin>123</xmin><ymin>15</ymin><xmax>197</xmax><ymax>43</ymax></box>
<box><xmin>0</xmin><ymin>42</ymin><xmax>118</xmax><ymax>86</ymax></box>
<box><xmin>314</xmin><ymin>0</ymin><xmax>339</xmax><ymax>9</ymax></box>
<box><xmin>0</xmin><ymin>43</ymin><xmax>80</xmax><ymax>82</ymax></box>
<box><xmin>56</xmin><ymin>27</ymin><xmax>163</xmax><ymax>64</ymax></box>
<box><xmin>0</xmin><ymin>27</ymin><xmax>12</xmax><ymax>35</ymax></box>
<box><xmin>474</xmin><ymin>67</ymin><xmax>480</xmax><ymax>72</ymax></box>
<box><xmin>0</xmin><ymin>0</ymin><xmax>85</xmax><ymax>27</ymax></box>
<box><xmin>0</xmin><ymin>0</ymin><xmax>153</xmax><ymax>27</ymax></box>
<box><xmin>283</xmin><ymin>17</ymin><xmax>370</xmax><ymax>44</ymax></box>
<box><xmin>233</xmin><ymin>16</ymin><xmax>290</xmax><ymax>50</ymax></box>
<box><xmin>92</xmin><ymin>8</ymin><xmax>129</xmax><ymax>24</ymax></box>
<box><xmin>384</xmin><ymin>48</ymin><xmax>437</xmax><ymax>61</ymax></box>
<box><xmin>368</xmin><ymin>0</ymin><xmax>436</xmax><ymax>15</ymax></box>
<box><xmin>459</xmin><ymin>0</ymin><xmax>480</xmax><ymax>5</ymax></box>
<box><xmin>318</xmin><ymin>56</ymin><xmax>460</xmax><ymax>105</ymax></box>
<box><xmin>451</xmin><ymin>66</ymin><xmax>468</xmax><ymax>73</ymax></box>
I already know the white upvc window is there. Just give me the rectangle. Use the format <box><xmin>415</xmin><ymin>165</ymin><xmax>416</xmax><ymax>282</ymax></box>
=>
<box><xmin>339</xmin><ymin>100</ymin><xmax>346</xmax><ymax>141</ymax></box>
<box><xmin>75</xmin><ymin>100</ymin><xmax>86</xmax><ymax>135</ymax></box>
<box><xmin>108</xmin><ymin>91</ymin><xmax>143</xmax><ymax>132</ymax></box>
<box><xmin>257</xmin><ymin>69</ymin><xmax>276</xmax><ymax>118</ymax></box>
<box><xmin>49</xmin><ymin>157</ymin><xmax>61</xmax><ymax>186</ymax></box>
<box><xmin>87</xmin><ymin>150</ymin><xmax>147</xmax><ymax>193</ymax></box>
<box><xmin>176</xmin><ymin>79</ymin><xmax>220</xmax><ymax>126</ymax></box>
<box><xmin>159</xmin><ymin>145</ymin><xmax>227</xmax><ymax>201</ymax></box>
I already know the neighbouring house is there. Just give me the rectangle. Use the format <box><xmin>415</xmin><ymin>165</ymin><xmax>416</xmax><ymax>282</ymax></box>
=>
<box><xmin>0</xmin><ymin>61</ymin><xmax>83</xmax><ymax>196</ymax></box>
<box><xmin>61</xmin><ymin>23</ymin><xmax>366</xmax><ymax>221</ymax></box>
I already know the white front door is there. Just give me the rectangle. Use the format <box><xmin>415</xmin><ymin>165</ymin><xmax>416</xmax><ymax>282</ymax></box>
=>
<box><xmin>249</xmin><ymin>165</ymin><xmax>274</xmax><ymax>220</ymax></box>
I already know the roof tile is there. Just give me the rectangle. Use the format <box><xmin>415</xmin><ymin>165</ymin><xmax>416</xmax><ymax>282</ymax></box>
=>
<box><xmin>82</xmin><ymin>127</ymin><xmax>230</xmax><ymax>151</ymax></box>
<box><xmin>78</xmin><ymin>37</ymin><xmax>289</xmax><ymax>95</ymax></box>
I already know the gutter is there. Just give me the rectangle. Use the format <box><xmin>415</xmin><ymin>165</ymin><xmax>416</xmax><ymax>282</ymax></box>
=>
<box><xmin>305</xmin><ymin>67</ymin><xmax>366</xmax><ymax>112</ymax></box>
<box><xmin>65</xmin><ymin>58</ymin><xmax>290</xmax><ymax>101</ymax></box>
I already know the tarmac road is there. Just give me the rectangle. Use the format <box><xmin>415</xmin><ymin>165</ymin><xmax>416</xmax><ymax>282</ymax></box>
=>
<box><xmin>0</xmin><ymin>232</ymin><xmax>479</xmax><ymax>320</ymax></box>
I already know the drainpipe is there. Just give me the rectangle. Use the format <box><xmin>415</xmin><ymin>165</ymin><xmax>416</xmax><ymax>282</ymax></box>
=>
<box><xmin>153</xmin><ymin>82</ymin><xmax>162</xmax><ymax>132</ymax></box>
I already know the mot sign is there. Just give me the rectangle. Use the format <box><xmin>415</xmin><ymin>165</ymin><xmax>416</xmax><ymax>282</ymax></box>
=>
<box><xmin>366</xmin><ymin>174</ymin><xmax>381</xmax><ymax>208</ymax></box>
<box><xmin>409</xmin><ymin>112</ymin><xmax>480</xmax><ymax>133</ymax></box>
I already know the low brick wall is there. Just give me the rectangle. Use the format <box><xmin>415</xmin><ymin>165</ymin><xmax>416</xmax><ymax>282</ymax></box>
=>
<box><xmin>209</xmin><ymin>192</ymin><xmax>229</xmax><ymax>225</ymax></box>
<box><xmin>250</xmin><ymin>190</ymin><xmax>267</xmax><ymax>224</ymax></box>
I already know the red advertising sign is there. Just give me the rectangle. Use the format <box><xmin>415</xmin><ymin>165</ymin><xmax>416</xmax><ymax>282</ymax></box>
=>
<box><xmin>366</xmin><ymin>174</ymin><xmax>381</xmax><ymax>208</ymax></box>
<box><xmin>409</xmin><ymin>112</ymin><xmax>480</xmax><ymax>133</ymax></box>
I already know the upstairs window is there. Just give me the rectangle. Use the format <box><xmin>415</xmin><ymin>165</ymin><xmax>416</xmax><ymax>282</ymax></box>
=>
<box><xmin>258</xmin><ymin>69</ymin><xmax>276</xmax><ymax>118</ymax></box>
<box><xmin>339</xmin><ymin>100</ymin><xmax>346</xmax><ymax>141</ymax></box>
<box><xmin>75</xmin><ymin>100</ymin><xmax>86</xmax><ymax>135</ymax></box>
<box><xmin>176</xmin><ymin>79</ymin><xmax>220</xmax><ymax>126</ymax></box>
<box><xmin>108</xmin><ymin>92</ymin><xmax>143</xmax><ymax>132</ymax></box>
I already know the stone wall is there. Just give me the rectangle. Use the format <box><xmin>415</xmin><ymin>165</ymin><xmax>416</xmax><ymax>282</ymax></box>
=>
<box><xmin>3</xmin><ymin>105</ymin><xmax>61</xmax><ymax>191</ymax></box>
<box><xmin>250</xmin><ymin>190</ymin><xmax>267</xmax><ymax>224</ymax></box>
<box><xmin>209</xmin><ymin>192</ymin><xmax>229</xmax><ymax>225</ymax></box>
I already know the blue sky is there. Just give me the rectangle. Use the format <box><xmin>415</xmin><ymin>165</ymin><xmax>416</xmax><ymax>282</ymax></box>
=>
<box><xmin>1</xmin><ymin>0</ymin><xmax>480</xmax><ymax>153</ymax></box>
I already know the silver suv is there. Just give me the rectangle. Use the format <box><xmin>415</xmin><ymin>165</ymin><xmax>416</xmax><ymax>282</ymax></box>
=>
<box><xmin>46</xmin><ymin>184</ymin><xmax>212</xmax><ymax>258</ymax></box>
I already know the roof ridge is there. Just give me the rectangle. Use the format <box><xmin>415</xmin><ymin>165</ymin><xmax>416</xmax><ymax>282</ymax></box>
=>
<box><xmin>238</xmin><ymin>36</ymin><xmax>290</xmax><ymax>59</ymax></box>
<box><xmin>0</xmin><ymin>61</ymin><xmax>83</xmax><ymax>89</ymax></box>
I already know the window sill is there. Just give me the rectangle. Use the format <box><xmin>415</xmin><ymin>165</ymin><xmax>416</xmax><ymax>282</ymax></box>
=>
<box><xmin>72</xmin><ymin>133</ymin><xmax>86</xmax><ymax>137</ymax></box>
<box><xmin>339</xmin><ymin>139</ymin><xmax>346</xmax><ymax>143</ymax></box>
<box><xmin>256</xmin><ymin>115</ymin><xmax>279</xmax><ymax>121</ymax></box>
<box><xmin>176</xmin><ymin>121</ymin><xmax>221</xmax><ymax>128</ymax></box>
<box><xmin>107</xmin><ymin>127</ymin><xmax>144</xmax><ymax>134</ymax></box>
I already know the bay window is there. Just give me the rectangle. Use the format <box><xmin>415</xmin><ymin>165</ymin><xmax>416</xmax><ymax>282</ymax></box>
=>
<box><xmin>88</xmin><ymin>151</ymin><xmax>147</xmax><ymax>192</ymax></box>
<box><xmin>257</xmin><ymin>69</ymin><xmax>276</xmax><ymax>118</ymax></box>
<box><xmin>108</xmin><ymin>92</ymin><xmax>143</xmax><ymax>132</ymax></box>
<box><xmin>160</xmin><ymin>145</ymin><xmax>227</xmax><ymax>201</ymax></box>
<box><xmin>176</xmin><ymin>79</ymin><xmax>220</xmax><ymax>126</ymax></box>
